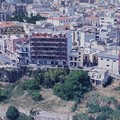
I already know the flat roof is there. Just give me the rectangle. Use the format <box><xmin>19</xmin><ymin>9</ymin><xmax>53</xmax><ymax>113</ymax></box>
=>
<box><xmin>98</xmin><ymin>52</ymin><xmax>118</xmax><ymax>60</ymax></box>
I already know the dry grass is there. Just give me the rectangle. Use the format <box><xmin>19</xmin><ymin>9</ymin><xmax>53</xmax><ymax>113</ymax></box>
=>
<box><xmin>0</xmin><ymin>87</ymin><xmax>74</xmax><ymax>117</ymax></box>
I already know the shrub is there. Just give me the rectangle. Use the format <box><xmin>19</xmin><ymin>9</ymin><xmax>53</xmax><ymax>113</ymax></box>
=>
<box><xmin>96</xmin><ymin>114</ymin><xmax>107</xmax><ymax>120</ymax></box>
<box><xmin>88</xmin><ymin>104</ymin><xmax>101</xmax><ymax>113</ymax></box>
<box><xmin>31</xmin><ymin>90</ymin><xmax>42</xmax><ymax>101</ymax></box>
<box><xmin>6</xmin><ymin>106</ymin><xmax>20</xmax><ymax>120</ymax></box>
<box><xmin>71</xmin><ymin>103</ymin><xmax>77</xmax><ymax>112</ymax></box>
<box><xmin>0</xmin><ymin>89</ymin><xmax>7</xmax><ymax>101</ymax></box>
<box><xmin>23</xmin><ymin>79</ymin><xmax>40</xmax><ymax>90</ymax></box>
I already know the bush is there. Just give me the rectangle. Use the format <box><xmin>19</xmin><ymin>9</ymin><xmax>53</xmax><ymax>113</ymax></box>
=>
<box><xmin>71</xmin><ymin>103</ymin><xmax>77</xmax><ymax>112</ymax></box>
<box><xmin>109</xmin><ymin>110</ymin><xmax>120</xmax><ymax>120</ymax></box>
<box><xmin>100</xmin><ymin>106</ymin><xmax>113</xmax><ymax>116</ymax></box>
<box><xmin>88</xmin><ymin>104</ymin><xmax>101</xmax><ymax>113</ymax></box>
<box><xmin>96</xmin><ymin>114</ymin><xmax>107</xmax><ymax>120</ymax></box>
<box><xmin>23</xmin><ymin>79</ymin><xmax>40</xmax><ymax>90</ymax></box>
<box><xmin>17</xmin><ymin>113</ymin><xmax>28</xmax><ymax>120</ymax></box>
<box><xmin>114</xmin><ymin>86</ymin><xmax>120</xmax><ymax>91</ymax></box>
<box><xmin>6</xmin><ymin>106</ymin><xmax>20</xmax><ymax>120</ymax></box>
<box><xmin>0</xmin><ymin>89</ymin><xmax>7</xmax><ymax>101</ymax></box>
<box><xmin>17</xmin><ymin>113</ymin><xmax>34</xmax><ymax>120</ymax></box>
<box><xmin>73</xmin><ymin>113</ymin><xmax>91</xmax><ymax>120</ymax></box>
<box><xmin>31</xmin><ymin>90</ymin><xmax>42</xmax><ymax>101</ymax></box>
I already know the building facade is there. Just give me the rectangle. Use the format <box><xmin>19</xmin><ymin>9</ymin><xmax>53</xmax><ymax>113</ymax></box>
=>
<box><xmin>30</xmin><ymin>31</ymin><xmax>72</xmax><ymax>67</ymax></box>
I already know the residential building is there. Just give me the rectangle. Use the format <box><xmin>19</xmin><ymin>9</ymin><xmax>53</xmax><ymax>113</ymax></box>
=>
<box><xmin>69</xmin><ymin>47</ymin><xmax>84</xmax><ymax>68</ymax></box>
<box><xmin>15</xmin><ymin>4</ymin><xmax>27</xmax><ymax>15</ymax></box>
<box><xmin>99</xmin><ymin>16</ymin><xmax>117</xmax><ymax>26</ymax></box>
<box><xmin>0</xmin><ymin>9</ymin><xmax>10</xmax><ymax>21</ymax></box>
<box><xmin>30</xmin><ymin>30</ymin><xmax>72</xmax><ymax>67</ymax></box>
<box><xmin>47</xmin><ymin>17</ymin><xmax>75</xmax><ymax>26</ymax></box>
<box><xmin>89</xmin><ymin>68</ymin><xmax>109</xmax><ymax>86</ymax></box>
<box><xmin>15</xmin><ymin>41</ymin><xmax>30</xmax><ymax>64</ymax></box>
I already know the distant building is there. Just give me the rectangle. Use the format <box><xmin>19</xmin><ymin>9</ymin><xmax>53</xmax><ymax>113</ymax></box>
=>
<box><xmin>21</xmin><ymin>0</ymin><xmax>33</xmax><ymax>4</ymax></box>
<box><xmin>15</xmin><ymin>4</ymin><xmax>27</xmax><ymax>15</ymax></box>
<box><xmin>0</xmin><ymin>22</ymin><xmax>25</xmax><ymax>35</ymax></box>
<box><xmin>47</xmin><ymin>17</ymin><xmax>74</xmax><ymax>26</ymax></box>
<box><xmin>0</xmin><ymin>9</ymin><xmax>10</xmax><ymax>21</ymax></box>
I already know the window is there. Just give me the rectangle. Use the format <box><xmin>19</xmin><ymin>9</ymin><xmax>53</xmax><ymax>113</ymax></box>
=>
<box><xmin>74</xmin><ymin>57</ymin><xmax>77</xmax><ymax>61</ymax></box>
<box><xmin>107</xmin><ymin>59</ymin><xmax>109</xmax><ymax>61</ymax></box>
<box><xmin>107</xmin><ymin>65</ymin><xmax>109</xmax><ymax>67</ymax></box>
<box><xmin>113</xmin><ymin>60</ymin><xmax>116</xmax><ymax>62</ymax></box>
<box><xmin>101</xmin><ymin>58</ymin><xmax>103</xmax><ymax>60</ymax></box>
<box><xmin>79</xmin><ymin>52</ymin><xmax>81</xmax><ymax>55</ymax></box>
<box><xmin>101</xmin><ymin>17</ymin><xmax>104</xmax><ymax>20</ymax></box>
<box><xmin>70</xmin><ymin>57</ymin><xmax>73</xmax><ymax>61</ymax></box>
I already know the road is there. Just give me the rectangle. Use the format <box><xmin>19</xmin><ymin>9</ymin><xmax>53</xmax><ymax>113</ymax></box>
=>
<box><xmin>0</xmin><ymin>54</ymin><xmax>17</xmax><ymax>66</ymax></box>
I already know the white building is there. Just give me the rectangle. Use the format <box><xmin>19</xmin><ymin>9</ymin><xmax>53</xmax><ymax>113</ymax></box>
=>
<box><xmin>99</xmin><ymin>16</ymin><xmax>117</xmax><ymax>26</ymax></box>
<box><xmin>47</xmin><ymin>17</ymin><xmax>74</xmax><ymax>26</ymax></box>
<box><xmin>89</xmin><ymin>68</ymin><xmax>109</xmax><ymax>86</ymax></box>
<box><xmin>98</xmin><ymin>51</ymin><xmax>119</xmax><ymax>75</ymax></box>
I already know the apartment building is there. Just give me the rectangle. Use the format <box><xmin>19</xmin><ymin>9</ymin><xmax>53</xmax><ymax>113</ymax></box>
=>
<box><xmin>30</xmin><ymin>30</ymin><xmax>72</xmax><ymax>67</ymax></box>
<box><xmin>6</xmin><ymin>37</ymin><xmax>28</xmax><ymax>60</ymax></box>
<box><xmin>15</xmin><ymin>41</ymin><xmax>29</xmax><ymax>64</ymax></box>
<box><xmin>69</xmin><ymin>47</ymin><xmax>84</xmax><ymax>68</ymax></box>
<box><xmin>69</xmin><ymin>47</ymin><xmax>99</xmax><ymax>68</ymax></box>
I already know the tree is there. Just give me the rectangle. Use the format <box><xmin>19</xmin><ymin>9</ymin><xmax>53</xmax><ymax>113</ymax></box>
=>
<box><xmin>109</xmin><ymin>110</ymin><xmax>120</xmax><ymax>120</ymax></box>
<box><xmin>6</xmin><ymin>106</ymin><xmax>20</xmax><ymax>120</ymax></box>
<box><xmin>96</xmin><ymin>114</ymin><xmax>107</xmax><ymax>120</ymax></box>
<box><xmin>43</xmin><ymin>68</ymin><xmax>67</xmax><ymax>88</ymax></box>
<box><xmin>54</xmin><ymin>70</ymin><xmax>91</xmax><ymax>102</ymax></box>
<box><xmin>8</xmin><ymin>14</ymin><xmax>46</xmax><ymax>24</ymax></box>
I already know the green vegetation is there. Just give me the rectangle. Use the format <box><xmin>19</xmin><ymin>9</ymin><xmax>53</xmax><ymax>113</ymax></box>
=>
<box><xmin>0</xmin><ymin>89</ymin><xmax>7</xmax><ymax>101</ymax></box>
<box><xmin>31</xmin><ymin>90</ymin><xmax>42</xmax><ymax>101</ymax></box>
<box><xmin>17</xmin><ymin>113</ymin><xmax>34</xmax><ymax>120</ymax></box>
<box><xmin>6</xmin><ymin>106</ymin><xmax>34</xmax><ymax>120</ymax></box>
<box><xmin>6</xmin><ymin>106</ymin><xmax>20</xmax><ymax>120</ymax></box>
<box><xmin>13</xmin><ymin>86</ymin><xmax>24</xmax><ymax>97</ymax></box>
<box><xmin>8</xmin><ymin>14</ymin><xmax>46</xmax><ymax>24</ymax></box>
<box><xmin>1</xmin><ymin>67</ymin><xmax>120</xmax><ymax>120</ymax></box>
<box><xmin>73</xmin><ymin>113</ymin><xmax>94</xmax><ymax>120</ymax></box>
<box><xmin>1</xmin><ymin>66</ymin><xmax>28</xmax><ymax>83</ymax></box>
<box><xmin>23</xmin><ymin>79</ymin><xmax>40</xmax><ymax>90</ymax></box>
<box><xmin>54</xmin><ymin>70</ymin><xmax>91</xmax><ymax>102</ymax></box>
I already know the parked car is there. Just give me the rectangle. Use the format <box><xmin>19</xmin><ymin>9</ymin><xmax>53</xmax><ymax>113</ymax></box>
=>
<box><xmin>4</xmin><ymin>62</ymin><xmax>10</xmax><ymax>65</ymax></box>
<box><xmin>12</xmin><ymin>60</ymin><xmax>16</xmax><ymax>63</ymax></box>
